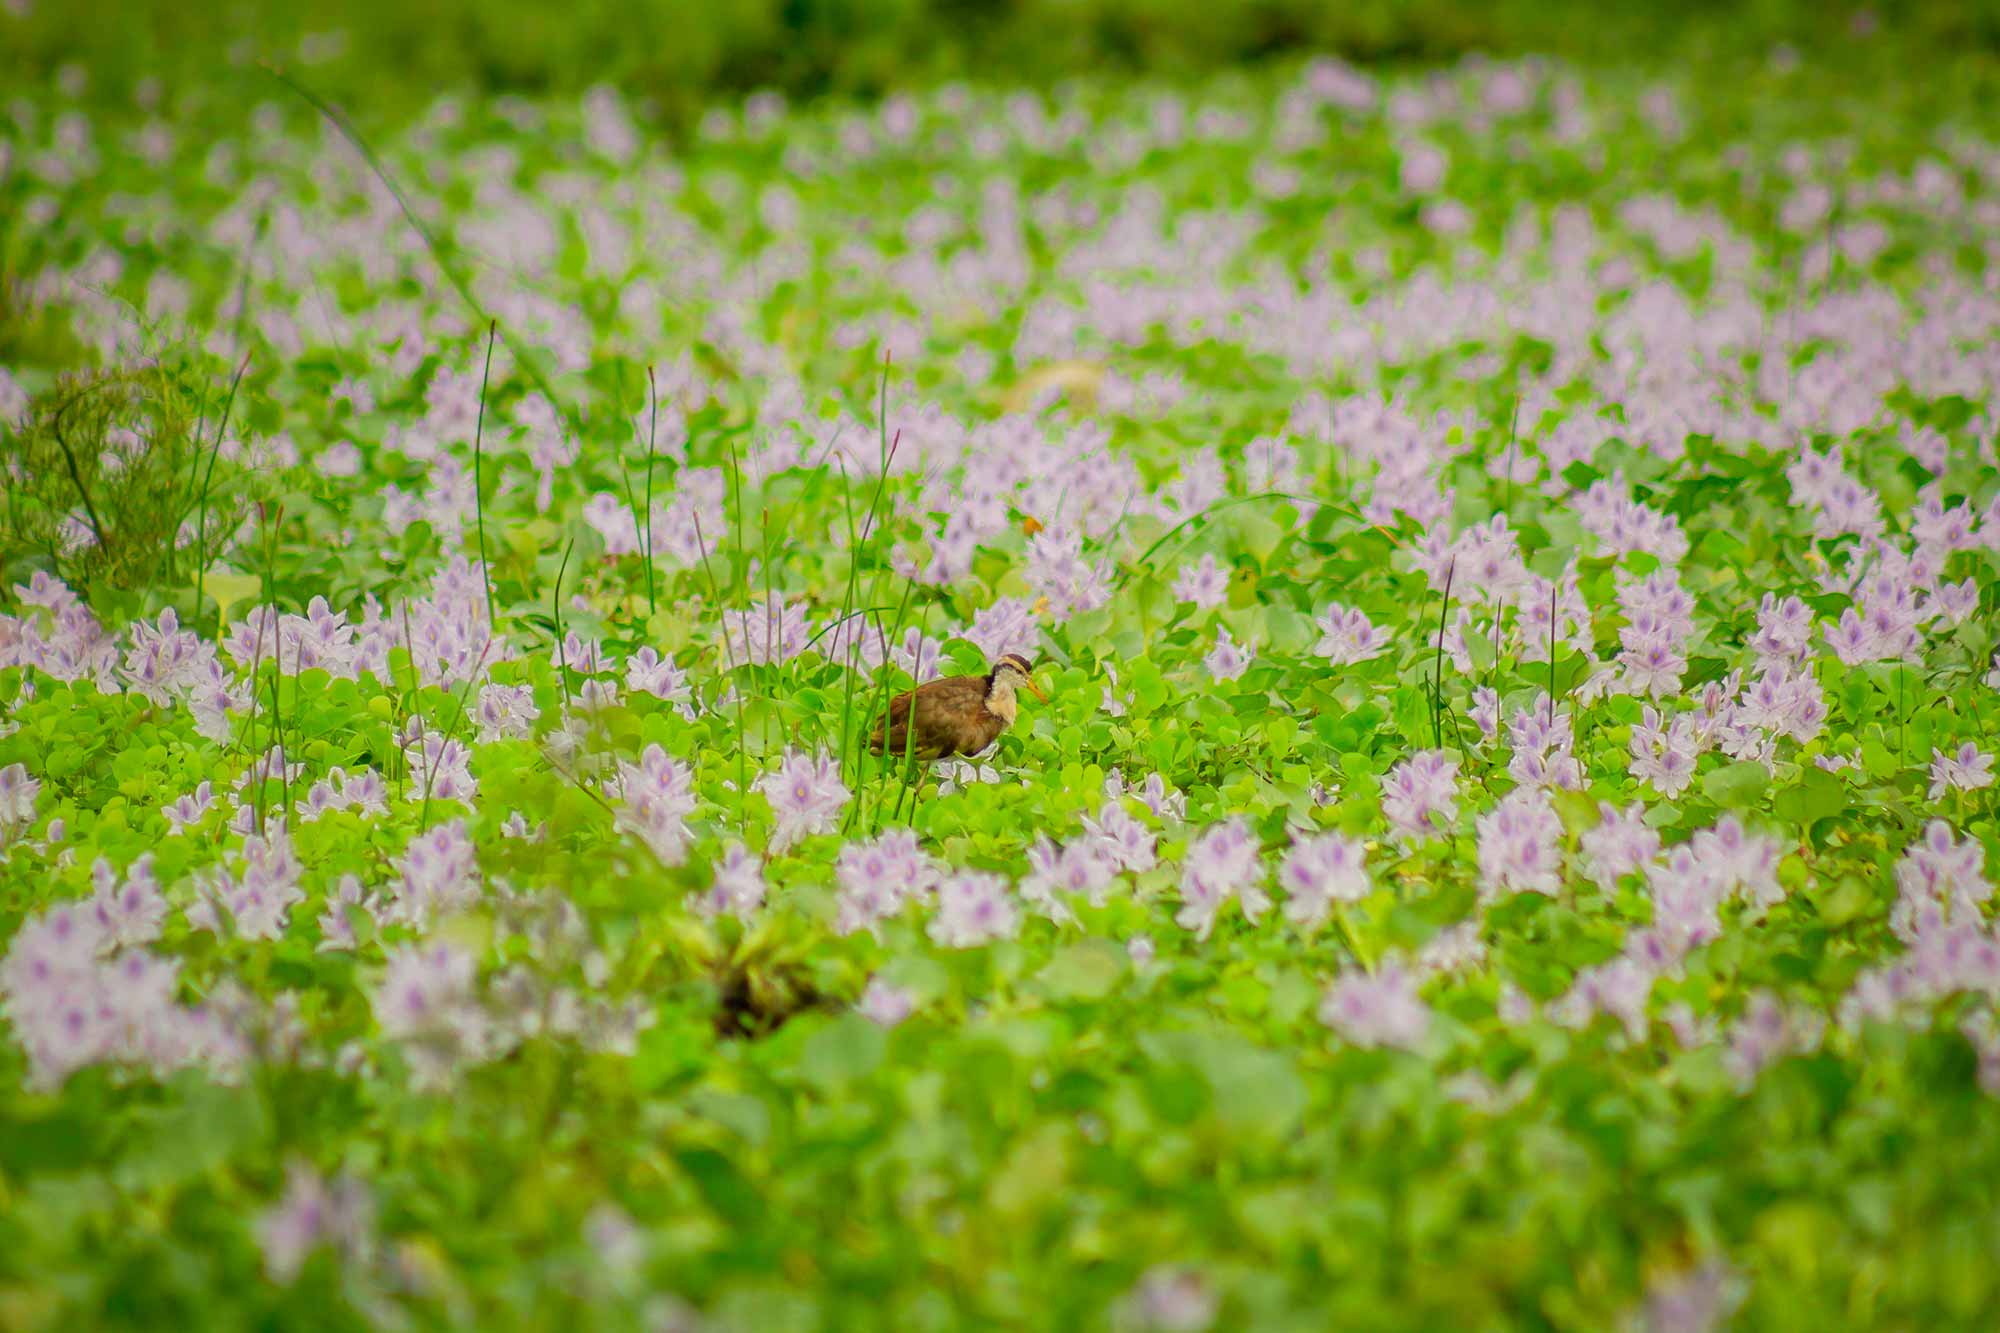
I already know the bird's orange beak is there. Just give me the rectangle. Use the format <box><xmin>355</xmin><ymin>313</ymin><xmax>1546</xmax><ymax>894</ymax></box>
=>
<box><xmin>1022</xmin><ymin>675</ymin><xmax>1048</xmax><ymax>704</ymax></box>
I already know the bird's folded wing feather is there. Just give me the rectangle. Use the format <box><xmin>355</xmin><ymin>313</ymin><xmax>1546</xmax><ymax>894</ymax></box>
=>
<box><xmin>870</xmin><ymin>674</ymin><xmax>988</xmax><ymax>753</ymax></box>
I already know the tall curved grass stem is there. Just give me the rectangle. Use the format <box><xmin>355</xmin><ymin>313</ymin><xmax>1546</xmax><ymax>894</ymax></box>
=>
<box><xmin>194</xmin><ymin>352</ymin><xmax>252</xmax><ymax>631</ymax></box>
<box><xmin>472</xmin><ymin>319</ymin><xmax>498</xmax><ymax>628</ymax></box>
<box><xmin>263</xmin><ymin>64</ymin><xmax>582</xmax><ymax>436</ymax></box>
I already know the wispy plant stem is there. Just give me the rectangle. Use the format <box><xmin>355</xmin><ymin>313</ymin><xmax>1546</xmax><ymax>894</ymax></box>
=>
<box><xmin>552</xmin><ymin>535</ymin><xmax>576</xmax><ymax>720</ymax></box>
<box><xmin>725</xmin><ymin>438</ymin><xmax>751</xmax><ymax>816</ymax></box>
<box><xmin>194</xmin><ymin>352</ymin><xmax>252</xmax><ymax>632</ymax></box>
<box><xmin>1432</xmin><ymin>557</ymin><xmax>1456</xmax><ymax>751</ymax></box>
<box><xmin>49</xmin><ymin>394</ymin><xmax>106</xmax><ymax>552</ymax></box>
<box><xmin>472</xmin><ymin>319</ymin><xmax>498</xmax><ymax>628</ymax></box>
<box><xmin>264</xmin><ymin>64</ymin><xmax>582</xmax><ymax>435</ymax></box>
<box><xmin>834</xmin><ymin>462</ymin><xmax>865</xmax><ymax>792</ymax></box>
<box><xmin>643</xmin><ymin>366</ymin><xmax>659</xmax><ymax>617</ymax></box>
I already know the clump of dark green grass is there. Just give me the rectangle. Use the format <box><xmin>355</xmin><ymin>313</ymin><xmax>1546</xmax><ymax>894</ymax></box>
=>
<box><xmin>0</xmin><ymin>361</ymin><xmax>250</xmax><ymax>601</ymax></box>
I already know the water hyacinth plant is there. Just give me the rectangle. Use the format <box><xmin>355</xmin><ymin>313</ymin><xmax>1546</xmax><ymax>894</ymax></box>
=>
<box><xmin>1</xmin><ymin>12</ymin><xmax>2000</xmax><ymax>1333</ymax></box>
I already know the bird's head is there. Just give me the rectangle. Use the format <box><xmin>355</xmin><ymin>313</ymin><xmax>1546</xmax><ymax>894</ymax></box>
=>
<box><xmin>989</xmin><ymin>653</ymin><xmax>1048</xmax><ymax>703</ymax></box>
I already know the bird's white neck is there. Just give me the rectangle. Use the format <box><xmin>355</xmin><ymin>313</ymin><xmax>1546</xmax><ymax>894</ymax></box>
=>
<box><xmin>985</xmin><ymin>675</ymin><xmax>1019</xmax><ymax>725</ymax></box>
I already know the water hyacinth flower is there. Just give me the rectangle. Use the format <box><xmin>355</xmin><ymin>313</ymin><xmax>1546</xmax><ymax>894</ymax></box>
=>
<box><xmin>1176</xmin><ymin>817</ymin><xmax>1269</xmax><ymax>939</ymax></box>
<box><xmin>121</xmin><ymin>605</ymin><xmax>229</xmax><ymax>707</ymax></box>
<box><xmin>549</xmin><ymin>629</ymin><xmax>611</xmax><ymax>677</ymax></box>
<box><xmin>1416</xmin><ymin>919</ymin><xmax>1486</xmax><ymax>976</ymax></box>
<box><xmin>1081</xmin><ymin>800</ymin><xmax>1158</xmax><ymax>874</ymax></box>
<box><xmin>402</xmin><ymin>731</ymin><xmax>478</xmax><ymax>805</ymax></box>
<box><xmin>1312</xmin><ymin>602</ymin><xmax>1392</xmax><ymax>665</ymax></box>
<box><xmin>583</xmin><ymin>1201</ymin><xmax>648</xmax><ymax>1280</ymax></box>
<box><xmin>864</xmin><ymin>625</ymin><xmax>945</xmax><ymax>684</ymax></box>
<box><xmin>371</xmin><ymin>939</ymin><xmax>494</xmax><ymax>1088</ymax></box>
<box><xmin>615</xmin><ymin>744</ymin><xmax>698</xmax><ymax>866</ymax></box>
<box><xmin>160</xmin><ymin>779</ymin><xmax>217</xmax><ymax>834</ymax></box>
<box><xmin>1106</xmin><ymin>769</ymin><xmax>1189</xmax><ymax>822</ymax></box>
<box><xmin>1733</xmin><ymin>666</ymin><xmax>1827</xmax><ymax>746</ymax></box>
<box><xmin>1475</xmin><ymin>788</ymin><xmax>1565</xmax><ymax>900</ymax></box>
<box><xmin>1469</xmin><ymin>686</ymin><xmax>1500</xmax><ymax>741</ymax></box>
<box><xmin>475</xmin><ymin>682</ymin><xmax>541</xmax><ymax>742</ymax></box>
<box><xmin>1380</xmin><ymin>750</ymin><xmax>1460</xmax><ymax>842</ymax></box>
<box><xmin>1626</xmin><ymin>1259</ymin><xmax>1747</xmax><ymax>1333</ymax></box>
<box><xmin>0</xmin><ymin>897</ymin><xmax>250</xmax><ymax>1090</ymax></box>
<box><xmin>1615</xmin><ymin>628</ymin><xmax>1688</xmax><ymax>700</ymax></box>
<box><xmin>1171</xmin><ymin>553</ymin><xmax>1229</xmax><ymax>609</ymax></box>
<box><xmin>299</xmin><ymin>767</ymin><xmax>390</xmax><ymax>824</ymax></box>
<box><xmin>695</xmin><ymin>842</ymin><xmax>765</xmax><ymax>921</ymax></box>
<box><xmin>318</xmin><ymin>875</ymin><xmax>373</xmax><ymax>952</ymax></box>
<box><xmin>625</xmin><ymin>646</ymin><xmax>689</xmax><ymax>701</ymax></box>
<box><xmin>928</xmin><ymin>870</ymin><xmax>1021</xmax><ymax>948</ymax></box>
<box><xmin>1320</xmin><ymin>960</ymin><xmax>1430</xmax><ymax>1051</ymax></box>
<box><xmin>834</xmin><ymin>829</ymin><xmax>940</xmax><ymax>935</ymax></box>
<box><xmin>936</xmin><ymin>757</ymin><xmax>1001</xmax><ymax>796</ymax></box>
<box><xmin>0</xmin><ymin>761</ymin><xmax>40</xmax><ymax>841</ymax></box>
<box><xmin>1922</xmin><ymin>577</ymin><xmax>1979</xmax><ymax>626</ymax></box>
<box><xmin>1549</xmin><ymin>956</ymin><xmax>1656</xmax><ymax>1041</ymax></box>
<box><xmin>1099</xmin><ymin>661</ymin><xmax>1127</xmax><ymax>717</ymax></box>
<box><xmin>1722</xmin><ymin>991</ymin><xmax>1824</xmax><ymax>1090</ymax></box>
<box><xmin>1507</xmin><ymin>695</ymin><xmax>1584</xmax><ymax>791</ymax></box>
<box><xmin>1929</xmin><ymin>742</ymin><xmax>1995</xmax><ymax>801</ymax></box>
<box><xmin>1278</xmin><ymin>830</ymin><xmax>1370</xmax><ymax>929</ymax></box>
<box><xmin>1025</xmin><ymin>524</ymin><xmax>1113</xmax><ymax>622</ymax></box>
<box><xmin>961</xmin><ymin>595</ymin><xmax>1041</xmax><ymax>662</ymax></box>
<box><xmin>1021</xmin><ymin>833</ymin><xmax>1120</xmax><ymax>923</ymax></box>
<box><xmin>720</xmin><ymin>594</ymin><xmax>812</xmax><ymax>666</ymax></box>
<box><xmin>188</xmin><ymin>821</ymin><xmax>308</xmax><ymax>941</ymax></box>
<box><xmin>1579</xmin><ymin>800</ymin><xmax>1660</xmax><ymax>890</ymax></box>
<box><xmin>856</xmin><ymin>977</ymin><xmax>916</xmax><ymax>1027</ymax></box>
<box><xmin>1748</xmin><ymin>593</ymin><xmax>1815</xmax><ymax>668</ymax></box>
<box><xmin>88</xmin><ymin>855</ymin><xmax>167</xmax><ymax>949</ymax></box>
<box><xmin>1628</xmin><ymin>706</ymin><xmax>1699</xmax><ymax>798</ymax></box>
<box><xmin>257</xmin><ymin>1161</ymin><xmax>379</xmax><ymax>1285</ymax></box>
<box><xmin>1125</xmin><ymin>1265</ymin><xmax>1218</xmax><ymax>1331</ymax></box>
<box><xmin>1203</xmin><ymin>626</ymin><xmax>1252</xmax><ymax>683</ymax></box>
<box><xmin>1889</xmin><ymin>819</ymin><xmax>1992</xmax><ymax>942</ymax></box>
<box><xmin>755</xmin><ymin>749</ymin><xmax>849</xmax><ymax>853</ymax></box>
<box><xmin>382</xmin><ymin>819</ymin><xmax>483</xmax><ymax>928</ymax></box>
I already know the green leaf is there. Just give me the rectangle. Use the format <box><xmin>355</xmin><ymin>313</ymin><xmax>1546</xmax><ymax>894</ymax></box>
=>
<box><xmin>1463</xmin><ymin>626</ymin><xmax>1497</xmax><ymax>672</ymax></box>
<box><xmin>673</xmin><ymin>1147</ymin><xmax>764</xmax><ymax>1228</ymax></box>
<box><xmin>1774</xmin><ymin>767</ymin><xmax>1848</xmax><ymax>825</ymax></box>
<box><xmin>795</xmin><ymin>1013</ymin><xmax>887</xmax><ymax>1089</ymax></box>
<box><xmin>1393</xmin><ymin>684</ymin><xmax>1433</xmax><ymax>747</ymax></box>
<box><xmin>111</xmin><ymin>1077</ymin><xmax>270</xmax><ymax>1192</ymax></box>
<box><xmin>1861</xmin><ymin>737</ymin><xmax>1899</xmax><ymax>780</ymax></box>
<box><xmin>1140</xmin><ymin>1030</ymin><xmax>1307</xmax><ymax>1144</ymax></box>
<box><xmin>1701</xmin><ymin>760</ymin><xmax>1768</xmax><ymax>809</ymax></box>
<box><xmin>987</xmin><ymin>1122</ymin><xmax>1072</xmax><ymax>1219</ymax></box>
<box><xmin>1237</xmin><ymin>507</ymin><xmax>1284</xmax><ymax>564</ymax></box>
<box><xmin>1263</xmin><ymin>716</ymin><xmax>1299</xmax><ymax>759</ymax></box>
<box><xmin>196</xmin><ymin>567</ymin><xmax>263</xmax><ymax>623</ymax></box>
<box><xmin>1035</xmin><ymin>938</ymin><xmax>1125</xmax><ymax>1002</ymax></box>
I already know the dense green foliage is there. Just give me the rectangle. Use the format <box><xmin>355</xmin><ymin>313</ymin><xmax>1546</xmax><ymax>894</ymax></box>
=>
<box><xmin>3</xmin><ymin>13</ymin><xmax>2000</xmax><ymax>1333</ymax></box>
<box><xmin>6</xmin><ymin>0</ymin><xmax>2000</xmax><ymax>129</ymax></box>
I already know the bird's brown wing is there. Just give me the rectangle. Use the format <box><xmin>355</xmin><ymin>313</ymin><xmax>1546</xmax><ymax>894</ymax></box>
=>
<box><xmin>870</xmin><ymin>673</ymin><xmax>989</xmax><ymax>760</ymax></box>
<box><xmin>869</xmin><ymin>689</ymin><xmax>918</xmax><ymax>755</ymax></box>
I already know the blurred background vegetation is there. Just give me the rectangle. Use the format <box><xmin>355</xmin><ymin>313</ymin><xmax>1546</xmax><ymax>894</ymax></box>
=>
<box><xmin>3</xmin><ymin>0</ymin><xmax>1998</xmax><ymax>128</ymax></box>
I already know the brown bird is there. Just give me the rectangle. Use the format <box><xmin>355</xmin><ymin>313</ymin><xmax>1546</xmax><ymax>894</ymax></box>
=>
<box><xmin>870</xmin><ymin>653</ymin><xmax>1048</xmax><ymax>762</ymax></box>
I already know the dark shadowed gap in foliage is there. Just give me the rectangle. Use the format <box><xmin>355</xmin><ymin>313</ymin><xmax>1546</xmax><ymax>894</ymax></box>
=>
<box><xmin>712</xmin><ymin>962</ymin><xmax>837</xmax><ymax>1039</ymax></box>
